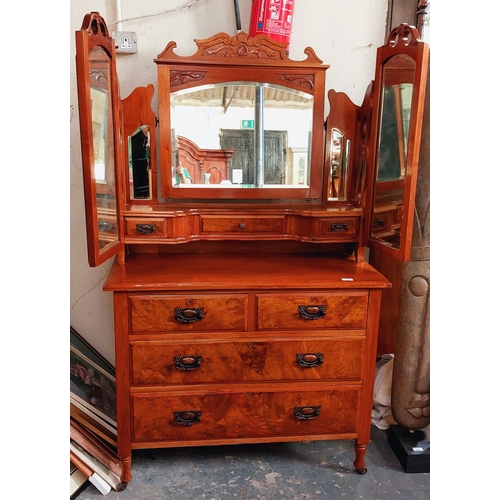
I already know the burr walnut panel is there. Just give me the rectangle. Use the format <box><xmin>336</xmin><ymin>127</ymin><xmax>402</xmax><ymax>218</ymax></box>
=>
<box><xmin>200</xmin><ymin>215</ymin><xmax>285</xmax><ymax>235</ymax></box>
<box><xmin>256</xmin><ymin>292</ymin><xmax>368</xmax><ymax>330</ymax></box>
<box><xmin>131</xmin><ymin>386</ymin><xmax>360</xmax><ymax>444</ymax></box>
<box><xmin>129</xmin><ymin>294</ymin><xmax>248</xmax><ymax>333</ymax></box>
<box><xmin>130</xmin><ymin>337</ymin><xmax>365</xmax><ymax>386</ymax></box>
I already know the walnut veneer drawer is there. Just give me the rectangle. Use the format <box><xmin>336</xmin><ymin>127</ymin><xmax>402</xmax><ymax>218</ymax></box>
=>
<box><xmin>130</xmin><ymin>338</ymin><xmax>365</xmax><ymax>385</ymax></box>
<box><xmin>200</xmin><ymin>215</ymin><xmax>285</xmax><ymax>234</ymax></box>
<box><xmin>129</xmin><ymin>294</ymin><xmax>248</xmax><ymax>333</ymax></box>
<box><xmin>319</xmin><ymin>217</ymin><xmax>359</xmax><ymax>236</ymax></box>
<box><xmin>256</xmin><ymin>293</ymin><xmax>368</xmax><ymax>330</ymax></box>
<box><xmin>125</xmin><ymin>217</ymin><xmax>168</xmax><ymax>237</ymax></box>
<box><xmin>131</xmin><ymin>386</ymin><xmax>359</xmax><ymax>444</ymax></box>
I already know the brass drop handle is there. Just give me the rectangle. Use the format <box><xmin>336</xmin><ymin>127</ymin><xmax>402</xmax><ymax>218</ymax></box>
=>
<box><xmin>298</xmin><ymin>305</ymin><xmax>326</xmax><ymax>320</ymax></box>
<box><xmin>296</xmin><ymin>353</ymin><xmax>324</xmax><ymax>368</ymax></box>
<box><xmin>238</xmin><ymin>222</ymin><xmax>246</xmax><ymax>230</ymax></box>
<box><xmin>174</xmin><ymin>411</ymin><xmax>202</xmax><ymax>426</ymax></box>
<box><xmin>330</xmin><ymin>222</ymin><xmax>348</xmax><ymax>232</ymax></box>
<box><xmin>136</xmin><ymin>223</ymin><xmax>157</xmax><ymax>234</ymax></box>
<box><xmin>173</xmin><ymin>355</ymin><xmax>202</xmax><ymax>371</ymax></box>
<box><xmin>174</xmin><ymin>307</ymin><xmax>204</xmax><ymax>323</ymax></box>
<box><xmin>294</xmin><ymin>406</ymin><xmax>321</xmax><ymax>420</ymax></box>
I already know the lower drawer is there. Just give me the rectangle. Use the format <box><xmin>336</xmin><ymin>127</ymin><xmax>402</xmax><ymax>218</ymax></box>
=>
<box><xmin>130</xmin><ymin>338</ymin><xmax>365</xmax><ymax>385</ymax></box>
<box><xmin>131</xmin><ymin>386</ymin><xmax>360</xmax><ymax>444</ymax></box>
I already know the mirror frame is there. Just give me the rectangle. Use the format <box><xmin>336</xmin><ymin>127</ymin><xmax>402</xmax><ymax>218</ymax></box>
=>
<box><xmin>365</xmin><ymin>24</ymin><xmax>429</xmax><ymax>262</ymax></box>
<box><xmin>154</xmin><ymin>32</ymin><xmax>329</xmax><ymax>202</ymax></box>
<box><xmin>75</xmin><ymin>12</ymin><xmax>124</xmax><ymax>266</ymax></box>
<box><xmin>323</xmin><ymin>89</ymin><xmax>358</xmax><ymax>205</ymax></box>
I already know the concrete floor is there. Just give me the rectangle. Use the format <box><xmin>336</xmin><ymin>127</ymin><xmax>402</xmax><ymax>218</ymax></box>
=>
<box><xmin>75</xmin><ymin>428</ymin><xmax>430</xmax><ymax>500</ymax></box>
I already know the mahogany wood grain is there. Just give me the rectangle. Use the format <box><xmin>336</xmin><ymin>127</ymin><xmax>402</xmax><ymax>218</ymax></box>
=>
<box><xmin>104</xmin><ymin>254</ymin><xmax>391</xmax><ymax>292</ymax></box>
<box><xmin>370</xmin><ymin>247</ymin><xmax>402</xmax><ymax>356</ymax></box>
<box><xmin>113</xmin><ymin>292</ymin><xmax>132</xmax><ymax>483</ymax></box>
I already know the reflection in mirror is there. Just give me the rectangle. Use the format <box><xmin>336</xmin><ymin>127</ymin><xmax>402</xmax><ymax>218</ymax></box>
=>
<box><xmin>376</xmin><ymin>54</ymin><xmax>415</xmax><ymax>182</ymax></box>
<box><xmin>170</xmin><ymin>82</ymin><xmax>313</xmax><ymax>188</ymax></box>
<box><xmin>371</xmin><ymin>54</ymin><xmax>416</xmax><ymax>250</ymax></box>
<box><xmin>128</xmin><ymin>125</ymin><xmax>151</xmax><ymax>199</ymax></box>
<box><xmin>328</xmin><ymin>129</ymin><xmax>350</xmax><ymax>201</ymax></box>
<box><xmin>89</xmin><ymin>46</ymin><xmax>118</xmax><ymax>252</ymax></box>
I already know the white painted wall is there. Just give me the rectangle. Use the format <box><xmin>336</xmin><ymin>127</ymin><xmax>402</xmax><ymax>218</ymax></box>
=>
<box><xmin>70</xmin><ymin>0</ymin><xmax>388</xmax><ymax>364</ymax></box>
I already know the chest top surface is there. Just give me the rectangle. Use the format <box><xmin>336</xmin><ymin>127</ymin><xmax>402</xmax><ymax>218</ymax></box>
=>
<box><xmin>103</xmin><ymin>253</ymin><xmax>391</xmax><ymax>292</ymax></box>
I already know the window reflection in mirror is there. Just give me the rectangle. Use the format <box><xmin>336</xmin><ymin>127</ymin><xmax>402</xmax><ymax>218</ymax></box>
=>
<box><xmin>89</xmin><ymin>46</ymin><xmax>118</xmax><ymax>251</ymax></box>
<box><xmin>328</xmin><ymin>129</ymin><xmax>350</xmax><ymax>201</ymax></box>
<box><xmin>170</xmin><ymin>82</ymin><xmax>313</xmax><ymax>188</ymax></box>
<box><xmin>128</xmin><ymin>125</ymin><xmax>151</xmax><ymax>199</ymax></box>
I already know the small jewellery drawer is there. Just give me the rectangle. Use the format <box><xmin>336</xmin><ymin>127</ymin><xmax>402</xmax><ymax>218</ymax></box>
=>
<box><xmin>130</xmin><ymin>338</ymin><xmax>365</xmax><ymax>385</ymax></box>
<box><xmin>200</xmin><ymin>215</ymin><xmax>285</xmax><ymax>234</ymax></box>
<box><xmin>256</xmin><ymin>293</ymin><xmax>368</xmax><ymax>330</ymax></box>
<box><xmin>131</xmin><ymin>386</ymin><xmax>360</xmax><ymax>444</ymax></box>
<box><xmin>125</xmin><ymin>217</ymin><xmax>167</xmax><ymax>237</ymax></box>
<box><xmin>319</xmin><ymin>217</ymin><xmax>359</xmax><ymax>236</ymax></box>
<box><xmin>129</xmin><ymin>294</ymin><xmax>248</xmax><ymax>333</ymax></box>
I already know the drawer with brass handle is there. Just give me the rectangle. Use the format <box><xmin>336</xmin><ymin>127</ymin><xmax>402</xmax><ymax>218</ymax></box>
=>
<box><xmin>131</xmin><ymin>385</ymin><xmax>360</xmax><ymax>444</ymax></box>
<box><xmin>125</xmin><ymin>217</ymin><xmax>168</xmax><ymax>237</ymax></box>
<box><xmin>130</xmin><ymin>337</ymin><xmax>364</xmax><ymax>385</ymax></box>
<box><xmin>129</xmin><ymin>294</ymin><xmax>248</xmax><ymax>333</ymax></box>
<box><xmin>256</xmin><ymin>293</ymin><xmax>368</xmax><ymax>330</ymax></box>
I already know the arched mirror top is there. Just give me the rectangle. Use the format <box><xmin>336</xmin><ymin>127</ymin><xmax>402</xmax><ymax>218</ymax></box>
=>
<box><xmin>155</xmin><ymin>32</ymin><xmax>329</xmax><ymax>202</ymax></box>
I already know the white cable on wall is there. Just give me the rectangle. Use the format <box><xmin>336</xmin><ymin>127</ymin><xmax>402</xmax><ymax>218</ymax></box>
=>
<box><xmin>108</xmin><ymin>0</ymin><xmax>205</xmax><ymax>28</ymax></box>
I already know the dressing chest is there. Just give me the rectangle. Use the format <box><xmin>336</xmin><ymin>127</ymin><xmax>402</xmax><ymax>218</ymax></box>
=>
<box><xmin>75</xmin><ymin>12</ymin><xmax>428</xmax><ymax>485</ymax></box>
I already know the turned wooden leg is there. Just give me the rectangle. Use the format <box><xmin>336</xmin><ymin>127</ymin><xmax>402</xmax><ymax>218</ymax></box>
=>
<box><xmin>120</xmin><ymin>456</ymin><xmax>133</xmax><ymax>484</ymax></box>
<box><xmin>354</xmin><ymin>441</ymin><xmax>368</xmax><ymax>474</ymax></box>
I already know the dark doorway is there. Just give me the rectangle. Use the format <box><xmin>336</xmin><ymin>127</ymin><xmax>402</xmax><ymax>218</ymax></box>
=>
<box><xmin>220</xmin><ymin>129</ymin><xmax>287</xmax><ymax>185</ymax></box>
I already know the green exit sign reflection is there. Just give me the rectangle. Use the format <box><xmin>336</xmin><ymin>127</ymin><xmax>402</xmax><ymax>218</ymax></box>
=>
<box><xmin>241</xmin><ymin>120</ymin><xmax>254</xmax><ymax>129</ymax></box>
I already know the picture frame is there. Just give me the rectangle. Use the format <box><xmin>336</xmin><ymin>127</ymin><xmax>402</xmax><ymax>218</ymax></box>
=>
<box><xmin>70</xmin><ymin>327</ymin><xmax>116</xmax><ymax>427</ymax></box>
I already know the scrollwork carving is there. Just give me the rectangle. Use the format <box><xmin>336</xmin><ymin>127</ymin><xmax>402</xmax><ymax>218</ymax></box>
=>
<box><xmin>386</xmin><ymin>23</ymin><xmax>421</xmax><ymax>48</ymax></box>
<box><xmin>170</xmin><ymin>70</ymin><xmax>207</xmax><ymax>88</ymax></box>
<box><xmin>282</xmin><ymin>74</ymin><xmax>315</xmax><ymax>91</ymax></box>
<box><xmin>156</xmin><ymin>32</ymin><xmax>324</xmax><ymax>67</ymax></box>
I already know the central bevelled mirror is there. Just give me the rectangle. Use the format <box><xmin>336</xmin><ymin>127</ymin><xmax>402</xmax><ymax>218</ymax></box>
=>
<box><xmin>171</xmin><ymin>82</ymin><xmax>313</xmax><ymax>188</ymax></box>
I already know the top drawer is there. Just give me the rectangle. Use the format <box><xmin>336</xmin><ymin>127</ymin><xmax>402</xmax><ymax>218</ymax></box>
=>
<box><xmin>129</xmin><ymin>294</ymin><xmax>248</xmax><ymax>333</ymax></box>
<box><xmin>256</xmin><ymin>292</ymin><xmax>368</xmax><ymax>330</ymax></box>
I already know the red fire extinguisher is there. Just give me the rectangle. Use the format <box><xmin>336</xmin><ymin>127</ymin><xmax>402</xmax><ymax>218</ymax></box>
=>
<box><xmin>249</xmin><ymin>0</ymin><xmax>296</xmax><ymax>50</ymax></box>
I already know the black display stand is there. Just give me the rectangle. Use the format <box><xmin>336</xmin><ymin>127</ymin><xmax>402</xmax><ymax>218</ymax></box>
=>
<box><xmin>388</xmin><ymin>425</ymin><xmax>430</xmax><ymax>473</ymax></box>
